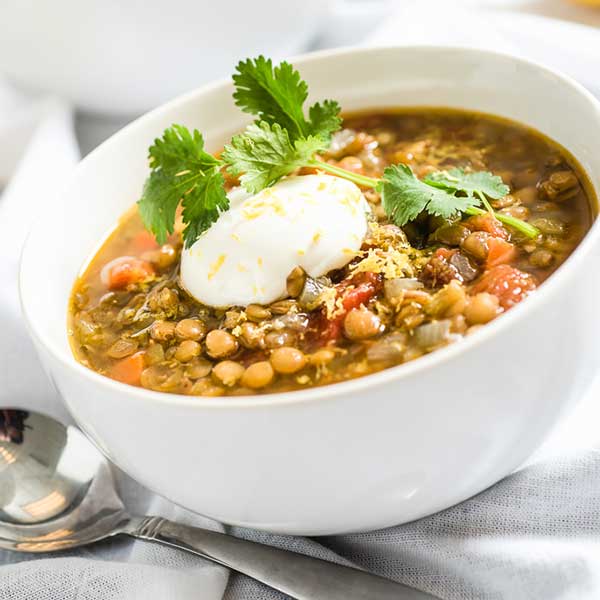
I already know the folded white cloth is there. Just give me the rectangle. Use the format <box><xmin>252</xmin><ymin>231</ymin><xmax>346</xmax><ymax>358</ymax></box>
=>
<box><xmin>2</xmin><ymin>3</ymin><xmax>600</xmax><ymax>599</ymax></box>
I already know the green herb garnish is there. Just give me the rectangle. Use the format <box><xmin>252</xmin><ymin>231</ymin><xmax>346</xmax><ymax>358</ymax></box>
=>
<box><xmin>222</xmin><ymin>122</ymin><xmax>326</xmax><ymax>193</ymax></box>
<box><xmin>138</xmin><ymin>125</ymin><xmax>228</xmax><ymax>248</ymax></box>
<box><xmin>232</xmin><ymin>56</ymin><xmax>342</xmax><ymax>143</ymax></box>
<box><xmin>138</xmin><ymin>56</ymin><xmax>539</xmax><ymax>247</ymax></box>
<box><xmin>379</xmin><ymin>164</ymin><xmax>482</xmax><ymax>226</ymax></box>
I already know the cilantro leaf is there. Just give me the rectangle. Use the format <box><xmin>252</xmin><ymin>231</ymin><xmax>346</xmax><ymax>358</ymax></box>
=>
<box><xmin>148</xmin><ymin>124</ymin><xmax>221</xmax><ymax>172</ymax></box>
<box><xmin>308</xmin><ymin>100</ymin><xmax>342</xmax><ymax>142</ymax></box>
<box><xmin>138</xmin><ymin>169</ymin><xmax>185</xmax><ymax>245</ymax></box>
<box><xmin>181</xmin><ymin>169</ymin><xmax>229</xmax><ymax>248</ymax></box>
<box><xmin>377</xmin><ymin>164</ymin><xmax>481</xmax><ymax>226</ymax></box>
<box><xmin>233</xmin><ymin>57</ymin><xmax>309</xmax><ymax>140</ymax></box>
<box><xmin>424</xmin><ymin>168</ymin><xmax>509</xmax><ymax>199</ymax></box>
<box><xmin>138</xmin><ymin>125</ymin><xmax>227</xmax><ymax>247</ymax></box>
<box><xmin>222</xmin><ymin>121</ymin><xmax>325</xmax><ymax>193</ymax></box>
<box><xmin>233</xmin><ymin>56</ymin><xmax>341</xmax><ymax>143</ymax></box>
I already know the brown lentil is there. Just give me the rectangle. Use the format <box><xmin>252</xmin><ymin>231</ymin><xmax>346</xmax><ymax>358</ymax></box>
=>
<box><xmin>344</xmin><ymin>308</ymin><xmax>382</xmax><ymax>340</ymax></box>
<box><xmin>270</xmin><ymin>347</ymin><xmax>307</xmax><ymax>374</ymax></box>
<box><xmin>461</xmin><ymin>232</ymin><xmax>489</xmax><ymax>262</ymax></box>
<box><xmin>175</xmin><ymin>318</ymin><xmax>206</xmax><ymax>341</ymax></box>
<box><xmin>107</xmin><ymin>338</ymin><xmax>138</xmax><ymax>359</ymax></box>
<box><xmin>175</xmin><ymin>340</ymin><xmax>201</xmax><ymax>363</ymax></box>
<box><xmin>205</xmin><ymin>329</ymin><xmax>239</xmax><ymax>358</ymax></box>
<box><xmin>212</xmin><ymin>361</ymin><xmax>245</xmax><ymax>386</ymax></box>
<box><xmin>238</xmin><ymin>322</ymin><xmax>263</xmax><ymax>349</ymax></box>
<box><xmin>246</xmin><ymin>304</ymin><xmax>271</xmax><ymax>322</ymax></box>
<box><xmin>69</xmin><ymin>109</ymin><xmax>595</xmax><ymax>396</ymax></box>
<box><xmin>241</xmin><ymin>361</ymin><xmax>275</xmax><ymax>389</ymax></box>
<box><xmin>184</xmin><ymin>358</ymin><xmax>212</xmax><ymax>379</ymax></box>
<box><xmin>150</xmin><ymin>320</ymin><xmax>176</xmax><ymax>341</ymax></box>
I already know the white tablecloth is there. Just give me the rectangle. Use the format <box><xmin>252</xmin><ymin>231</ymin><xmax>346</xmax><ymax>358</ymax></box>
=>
<box><xmin>2</xmin><ymin>3</ymin><xmax>600</xmax><ymax>599</ymax></box>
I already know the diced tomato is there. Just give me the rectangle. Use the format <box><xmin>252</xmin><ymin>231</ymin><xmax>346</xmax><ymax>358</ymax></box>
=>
<box><xmin>465</xmin><ymin>214</ymin><xmax>509</xmax><ymax>240</ymax></box>
<box><xmin>318</xmin><ymin>271</ymin><xmax>383</xmax><ymax>342</ymax></box>
<box><xmin>133</xmin><ymin>230</ymin><xmax>160</xmax><ymax>252</ymax></box>
<box><xmin>110</xmin><ymin>351</ymin><xmax>145</xmax><ymax>386</ymax></box>
<box><xmin>471</xmin><ymin>264</ymin><xmax>536</xmax><ymax>309</ymax></box>
<box><xmin>486</xmin><ymin>237</ymin><xmax>517</xmax><ymax>268</ymax></box>
<box><xmin>433</xmin><ymin>247</ymin><xmax>454</xmax><ymax>260</ymax></box>
<box><xmin>100</xmin><ymin>256</ymin><xmax>155</xmax><ymax>290</ymax></box>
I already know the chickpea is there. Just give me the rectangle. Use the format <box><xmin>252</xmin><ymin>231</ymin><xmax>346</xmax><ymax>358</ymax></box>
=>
<box><xmin>175</xmin><ymin>340</ymin><xmax>201</xmax><ymax>363</ymax></box>
<box><xmin>212</xmin><ymin>360</ymin><xmax>245</xmax><ymax>386</ymax></box>
<box><xmin>175</xmin><ymin>318</ymin><xmax>206</xmax><ymax>341</ymax></box>
<box><xmin>464</xmin><ymin>293</ymin><xmax>500</xmax><ymax>325</ymax></box>
<box><xmin>461</xmin><ymin>232</ymin><xmax>489</xmax><ymax>262</ymax></box>
<box><xmin>343</xmin><ymin>308</ymin><xmax>382</xmax><ymax>340</ymax></box>
<box><xmin>150</xmin><ymin>320</ymin><xmax>176</xmax><ymax>341</ymax></box>
<box><xmin>270</xmin><ymin>347</ymin><xmax>307</xmax><ymax>374</ymax></box>
<box><xmin>205</xmin><ymin>329</ymin><xmax>239</xmax><ymax>358</ymax></box>
<box><xmin>241</xmin><ymin>361</ymin><xmax>275</xmax><ymax>389</ymax></box>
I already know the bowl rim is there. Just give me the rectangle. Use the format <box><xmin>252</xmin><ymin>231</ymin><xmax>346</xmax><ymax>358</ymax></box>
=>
<box><xmin>19</xmin><ymin>43</ymin><xmax>600</xmax><ymax>410</ymax></box>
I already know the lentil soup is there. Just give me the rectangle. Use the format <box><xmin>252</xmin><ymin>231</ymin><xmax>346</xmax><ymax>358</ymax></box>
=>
<box><xmin>68</xmin><ymin>109</ymin><xmax>595</xmax><ymax>396</ymax></box>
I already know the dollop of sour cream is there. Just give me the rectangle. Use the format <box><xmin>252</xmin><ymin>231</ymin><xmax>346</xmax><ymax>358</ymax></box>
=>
<box><xmin>180</xmin><ymin>174</ymin><xmax>370</xmax><ymax>307</ymax></box>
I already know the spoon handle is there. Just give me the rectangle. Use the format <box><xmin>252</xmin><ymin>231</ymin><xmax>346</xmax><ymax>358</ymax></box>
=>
<box><xmin>128</xmin><ymin>516</ymin><xmax>438</xmax><ymax>600</ymax></box>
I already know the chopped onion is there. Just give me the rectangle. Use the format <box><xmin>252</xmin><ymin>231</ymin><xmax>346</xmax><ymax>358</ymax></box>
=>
<box><xmin>366</xmin><ymin>333</ymin><xmax>408</xmax><ymax>362</ymax></box>
<box><xmin>298</xmin><ymin>277</ymin><xmax>330</xmax><ymax>310</ymax></box>
<box><xmin>414</xmin><ymin>320</ymin><xmax>451</xmax><ymax>349</ymax></box>
<box><xmin>384</xmin><ymin>277</ymin><xmax>424</xmax><ymax>300</ymax></box>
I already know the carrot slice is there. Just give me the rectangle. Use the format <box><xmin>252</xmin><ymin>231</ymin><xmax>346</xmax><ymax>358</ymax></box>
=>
<box><xmin>110</xmin><ymin>351</ymin><xmax>145</xmax><ymax>386</ymax></box>
<box><xmin>101</xmin><ymin>256</ymin><xmax>155</xmax><ymax>290</ymax></box>
<box><xmin>133</xmin><ymin>230</ymin><xmax>159</xmax><ymax>252</ymax></box>
<box><xmin>486</xmin><ymin>237</ymin><xmax>517</xmax><ymax>268</ymax></box>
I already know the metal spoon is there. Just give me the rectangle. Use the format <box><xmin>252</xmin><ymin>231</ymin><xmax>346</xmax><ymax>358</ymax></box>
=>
<box><xmin>0</xmin><ymin>408</ymin><xmax>438</xmax><ymax>599</ymax></box>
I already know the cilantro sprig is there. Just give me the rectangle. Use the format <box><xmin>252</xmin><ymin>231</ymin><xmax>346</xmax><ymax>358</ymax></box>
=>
<box><xmin>138</xmin><ymin>56</ymin><xmax>539</xmax><ymax>247</ymax></box>
<box><xmin>138</xmin><ymin>125</ymin><xmax>228</xmax><ymax>248</ymax></box>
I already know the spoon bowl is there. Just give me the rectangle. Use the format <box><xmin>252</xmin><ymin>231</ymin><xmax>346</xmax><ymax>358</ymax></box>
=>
<box><xmin>0</xmin><ymin>408</ymin><xmax>437</xmax><ymax>599</ymax></box>
<box><xmin>0</xmin><ymin>409</ymin><xmax>130</xmax><ymax>552</ymax></box>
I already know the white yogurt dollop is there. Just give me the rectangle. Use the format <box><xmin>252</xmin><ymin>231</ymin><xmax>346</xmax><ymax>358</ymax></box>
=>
<box><xmin>180</xmin><ymin>174</ymin><xmax>370</xmax><ymax>307</ymax></box>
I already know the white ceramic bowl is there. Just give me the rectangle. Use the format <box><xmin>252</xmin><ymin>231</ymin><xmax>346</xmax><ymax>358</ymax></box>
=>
<box><xmin>20</xmin><ymin>46</ymin><xmax>600</xmax><ymax>535</ymax></box>
<box><xmin>0</xmin><ymin>0</ymin><xmax>326</xmax><ymax>115</ymax></box>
